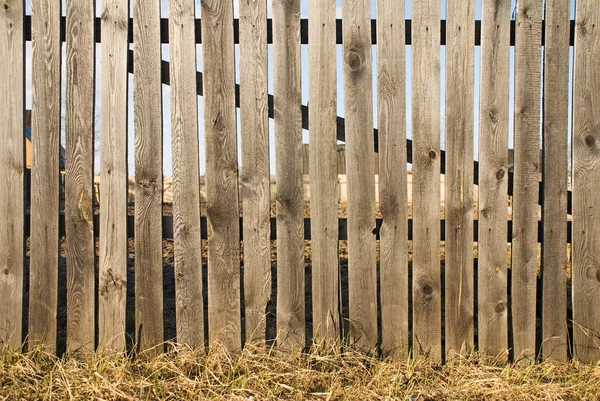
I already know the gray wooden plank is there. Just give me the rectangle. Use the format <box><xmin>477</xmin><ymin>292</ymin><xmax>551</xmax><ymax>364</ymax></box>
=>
<box><xmin>98</xmin><ymin>0</ymin><xmax>129</xmax><ymax>352</ymax></box>
<box><xmin>308</xmin><ymin>0</ymin><xmax>339</xmax><ymax>345</ymax></box>
<box><xmin>411</xmin><ymin>0</ymin><xmax>441</xmax><ymax>361</ymax></box>
<box><xmin>65</xmin><ymin>0</ymin><xmax>96</xmax><ymax>353</ymax></box>
<box><xmin>240</xmin><ymin>0</ymin><xmax>271</xmax><ymax>344</ymax></box>
<box><xmin>444</xmin><ymin>0</ymin><xmax>475</xmax><ymax>358</ymax></box>
<box><xmin>343</xmin><ymin>0</ymin><xmax>377</xmax><ymax>351</ymax></box>
<box><xmin>168</xmin><ymin>0</ymin><xmax>204</xmax><ymax>350</ymax></box>
<box><xmin>572</xmin><ymin>0</ymin><xmax>600</xmax><ymax>364</ymax></box>
<box><xmin>133</xmin><ymin>0</ymin><xmax>164</xmax><ymax>356</ymax></box>
<box><xmin>28</xmin><ymin>0</ymin><xmax>61</xmax><ymax>352</ymax></box>
<box><xmin>202</xmin><ymin>0</ymin><xmax>242</xmax><ymax>350</ymax></box>
<box><xmin>376</xmin><ymin>0</ymin><xmax>408</xmax><ymax>357</ymax></box>
<box><xmin>541</xmin><ymin>0</ymin><xmax>570</xmax><ymax>363</ymax></box>
<box><xmin>273</xmin><ymin>0</ymin><xmax>304</xmax><ymax>351</ymax></box>
<box><xmin>512</xmin><ymin>0</ymin><xmax>542</xmax><ymax>362</ymax></box>
<box><xmin>477</xmin><ymin>0</ymin><xmax>511</xmax><ymax>360</ymax></box>
<box><xmin>168</xmin><ymin>2</ymin><xmax>203</xmax><ymax>350</ymax></box>
<box><xmin>0</xmin><ymin>0</ymin><xmax>25</xmax><ymax>349</ymax></box>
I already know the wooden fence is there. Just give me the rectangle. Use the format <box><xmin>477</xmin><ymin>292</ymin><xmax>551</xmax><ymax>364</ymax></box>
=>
<box><xmin>1</xmin><ymin>0</ymin><xmax>598</xmax><ymax>363</ymax></box>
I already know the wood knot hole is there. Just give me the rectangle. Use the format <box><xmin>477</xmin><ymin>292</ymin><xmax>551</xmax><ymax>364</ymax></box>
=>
<box><xmin>422</xmin><ymin>283</ymin><xmax>433</xmax><ymax>295</ymax></box>
<box><xmin>584</xmin><ymin>134</ymin><xmax>595</xmax><ymax>148</ymax></box>
<box><xmin>495</xmin><ymin>301</ymin><xmax>506</xmax><ymax>314</ymax></box>
<box><xmin>2</xmin><ymin>2</ymin><xmax>10</xmax><ymax>10</ymax></box>
<box><xmin>428</xmin><ymin>150</ymin><xmax>437</xmax><ymax>160</ymax></box>
<box><xmin>496</xmin><ymin>168</ymin><xmax>505</xmax><ymax>181</ymax></box>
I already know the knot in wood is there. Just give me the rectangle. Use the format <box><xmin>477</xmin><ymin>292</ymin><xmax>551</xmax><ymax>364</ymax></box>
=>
<box><xmin>428</xmin><ymin>150</ymin><xmax>437</xmax><ymax>160</ymax></box>
<box><xmin>584</xmin><ymin>134</ymin><xmax>596</xmax><ymax>148</ymax></box>
<box><xmin>495</xmin><ymin>301</ymin><xmax>506</xmax><ymax>314</ymax></box>
<box><xmin>2</xmin><ymin>2</ymin><xmax>9</xmax><ymax>10</ymax></box>
<box><xmin>496</xmin><ymin>168</ymin><xmax>505</xmax><ymax>181</ymax></box>
<box><xmin>344</xmin><ymin>49</ymin><xmax>365</xmax><ymax>73</ymax></box>
<box><xmin>422</xmin><ymin>283</ymin><xmax>433</xmax><ymax>295</ymax></box>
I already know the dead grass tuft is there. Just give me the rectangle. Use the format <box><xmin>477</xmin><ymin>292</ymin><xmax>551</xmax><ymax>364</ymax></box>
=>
<box><xmin>2</xmin><ymin>343</ymin><xmax>599</xmax><ymax>400</ymax></box>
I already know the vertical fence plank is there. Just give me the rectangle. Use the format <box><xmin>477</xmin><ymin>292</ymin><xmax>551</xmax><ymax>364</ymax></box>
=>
<box><xmin>343</xmin><ymin>0</ymin><xmax>377</xmax><ymax>350</ymax></box>
<box><xmin>133</xmin><ymin>0</ymin><xmax>163</xmax><ymax>355</ymax></box>
<box><xmin>572</xmin><ymin>0</ymin><xmax>600</xmax><ymax>363</ymax></box>
<box><xmin>240</xmin><ymin>0</ymin><xmax>271</xmax><ymax>344</ymax></box>
<box><xmin>477</xmin><ymin>0</ymin><xmax>510</xmax><ymax>359</ymax></box>
<box><xmin>0</xmin><ymin>0</ymin><xmax>25</xmax><ymax>349</ymax></box>
<box><xmin>376</xmin><ymin>0</ymin><xmax>408</xmax><ymax>356</ymax></box>
<box><xmin>444</xmin><ymin>0</ymin><xmax>475</xmax><ymax>358</ymax></box>
<box><xmin>541</xmin><ymin>0</ymin><xmax>570</xmax><ymax>362</ymax></box>
<box><xmin>65</xmin><ymin>0</ymin><xmax>96</xmax><ymax>353</ymax></box>
<box><xmin>308</xmin><ymin>0</ymin><xmax>339</xmax><ymax>344</ymax></box>
<box><xmin>98</xmin><ymin>0</ymin><xmax>129</xmax><ymax>351</ymax></box>
<box><xmin>411</xmin><ymin>0</ymin><xmax>441</xmax><ymax>361</ymax></box>
<box><xmin>512</xmin><ymin>0</ymin><xmax>542</xmax><ymax>362</ymax></box>
<box><xmin>202</xmin><ymin>0</ymin><xmax>242</xmax><ymax>350</ymax></box>
<box><xmin>29</xmin><ymin>0</ymin><xmax>61</xmax><ymax>352</ymax></box>
<box><xmin>169</xmin><ymin>0</ymin><xmax>204</xmax><ymax>350</ymax></box>
<box><xmin>273</xmin><ymin>0</ymin><xmax>304</xmax><ymax>351</ymax></box>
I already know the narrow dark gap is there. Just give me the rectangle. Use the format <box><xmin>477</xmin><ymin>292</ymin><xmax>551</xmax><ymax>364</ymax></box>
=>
<box><xmin>536</xmin><ymin>259</ymin><xmax>544</xmax><ymax>361</ymax></box>
<box><xmin>376</xmin><ymin>258</ymin><xmax>382</xmax><ymax>355</ymax></box>
<box><xmin>125</xmin><ymin>239</ymin><xmax>136</xmax><ymax>354</ymax></box>
<box><xmin>22</xmin><ymin>238</ymin><xmax>30</xmax><ymax>351</ymax></box>
<box><xmin>304</xmin><ymin>262</ymin><xmax>313</xmax><ymax>350</ymax></box>
<box><xmin>473</xmin><ymin>257</ymin><xmax>479</xmax><ymax>352</ymax></box>
<box><xmin>56</xmin><ymin>249</ymin><xmax>67</xmax><ymax>356</ymax></box>
<box><xmin>567</xmin><ymin>261</ymin><xmax>574</xmax><ymax>360</ymax></box>
<box><xmin>507</xmin><ymin>262</ymin><xmax>514</xmax><ymax>362</ymax></box>
<box><xmin>440</xmin><ymin>259</ymin><xmax>446</xmax><ymax>363</ymax></box>
<box><xmin>163</xmin><ymin>240</ymin><xmax>177</xmax><ymax>345</ymax></box>
<box><xmin>94</xmin><ymin>238</ymin><xmax>99</xmax><ymax>351</ymax></box>
<box><xmin>340</xmin><ymin>259</ymin><xmax>350</xmax><ymax>343</ymax></box>
<box><xmin>202</xmin><ymin>261</ymin><xmax>209</xmax><ymax>349</ymax></box>
<box><xmin>266</xmin><ymin>260</ymin><xmax>277</xmax><ymax>345</ymax></box>
<box><xmin>408</xmin><ymin>220</ymin><xmax>414</xmax><ymax>356</ymax></box>
<box><xmin>240</xmin><ymin>258</ymin><xmax>247</xmax><ymax>347</ymax></box>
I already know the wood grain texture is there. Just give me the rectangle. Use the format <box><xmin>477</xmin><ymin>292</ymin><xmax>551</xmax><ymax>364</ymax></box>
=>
<box><xmin>343</xmin><ymin>0</ymin><xmax>377</xmax><ymax>350</ymax></box>
<box><xmin>98</xmin><ymin>0</ymin><xmax>129</xmax><ymax>352</ymax></box>
<box><xmin>477</xmin><ymin>0</ymin><xmax>510</xmax><ymax>359</ymax></box>
<box><xmin>512</xmin><ymin>0</ymin><xmax>542</xmax><ymax>362</ymax></box>
<box><xmin>168</xmin><ymin>0</ymin><xmax>204</xmax><ymax>350</ymax></box>
<box><xmin>240</xmin><ymin>0</ymin><xmax>271</xmax><ymax>344</ymax></box>
<box><xmin>65</xmin><ymin>0</ymin><xmax>96</xmax><ymax>353</ymax></box>
<box><xmin>541</xmin><ymin>0</ymin><xmax>570</xmax><ymax>362</ymax></box>
<box><xmin>202</xmin><ymin>0</ymin><xmax>242</xmax><ymax>350</ymax></box>
<box><xmin>308</xmin><ymin>0</ymin><xmax>339</xmax><ymax>344</ymax></box>
<box><xmin>29</xmin><ymin>0</ymin><xmax>61</xmax><ymax>352</ymax></box>
<box><xmin>411</xmin><ymin>0</ymin><xmax>441</xmax><ymax>361</ymax></box>
<box><xmin>444</xmin><ymin>0</ymin><xmax>475</xmax><ymax>358</ymax></box>
<box><xmin>376</xmin><ymin>0</ymin><xmax>408</xmax><ymax>357</ymax></box>
<box><xmin>0</xmin><ymin>0</ymin><xmax>25</xmax><ymax>349</ymax></box>
<box><xmin>302</xmin><ymin>144</ymin><xmax>349</xmax><ymax>175</ymax></box>
<box><xmin>273</xmin><ymin>0</ymin><xmax>304</xmax><ymax>351</ymax></box>
<box><xmin>572</xmin><ymin>0</ymin><xmax>600</xmax><ymax>363</ymax></box>
<box><xmin>134</xmin><ymin>0</ymin><xmax>163</xmax><ymax>355</ymax></box>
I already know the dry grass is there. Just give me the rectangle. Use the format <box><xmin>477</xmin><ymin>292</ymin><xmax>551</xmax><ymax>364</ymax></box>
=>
<box><xmin>2</xmin><ymin>343</ymin><xmax>599</xmax><ymax>400</ymax></box>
